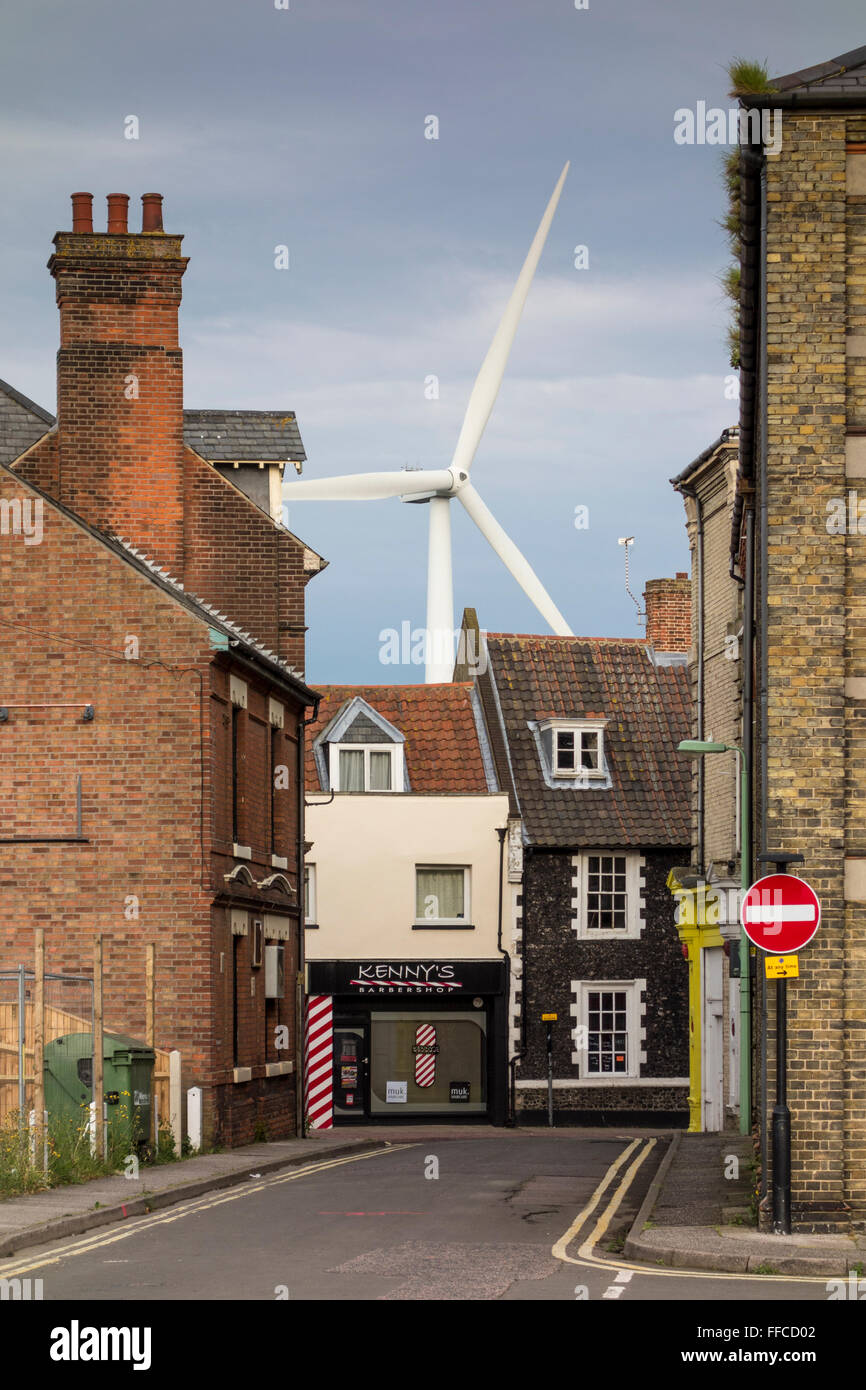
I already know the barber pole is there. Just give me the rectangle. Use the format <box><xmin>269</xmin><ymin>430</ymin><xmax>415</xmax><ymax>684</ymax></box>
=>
<box><xmin>413</xmin><ymin>1023</ymin><xmax>438</xmax><ymax>1088</ymax></box>
<box><xmin>305</xmin><ymin>995</ymin><xmax>334</xmax><ymax>1129</ymax></box>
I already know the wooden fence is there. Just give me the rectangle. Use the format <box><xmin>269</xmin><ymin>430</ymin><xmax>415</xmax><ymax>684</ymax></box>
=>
<box><xmin>0</xmin><ymin>1001</ymin><xmax>172</xmax><ymax>1135</ymax></box>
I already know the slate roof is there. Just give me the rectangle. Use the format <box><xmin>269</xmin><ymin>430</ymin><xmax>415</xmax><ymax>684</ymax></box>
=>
<box><xmin>0</xmin><ymin>379</ymin><xmax>55</xmax><ymax>467</ymax></box>
<box><xmin>480</xmin><ymin>634</ymin><xmax>691</xmax><ymax>849</ymax></box>
<box><xmin>770</xmin><ymin>45</ymin><xmax>866</xmax><ymax>95</ymax></box>
<box><xmin>305</xmin><ymin>684</ymin><xmax>494</xmax><ymax>794</ymax></box>
<box><xmin>0</xmin><ymin>384</ymin><xmax>306</xmax><ymax>468</ymax></box>
<box><xmin>183</xmin><ymin>410</ymin><xmax>306</xmax><ymax>464</ymax></box>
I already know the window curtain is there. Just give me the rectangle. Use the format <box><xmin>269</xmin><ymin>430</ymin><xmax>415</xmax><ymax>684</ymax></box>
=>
<box><xmin>416</xmin><ymin>869</ymin><xmax>464</xmax><ymax>919</ymax></box>
<box><xmin>369</xmin><ymin>751</ymin><xmax>392</xmax><ymax>790</ymax></box>
<box><xmin>339</xmin><ymin>748</ymin><xmax>365</xmax><ymax>791</ymax></box>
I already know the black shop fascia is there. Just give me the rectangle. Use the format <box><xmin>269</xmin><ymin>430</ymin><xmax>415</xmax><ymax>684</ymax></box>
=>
<box><xmin>308</xmin><ymin>958</ymin><xmax>508</xmax><ymax>1124</ymax></box>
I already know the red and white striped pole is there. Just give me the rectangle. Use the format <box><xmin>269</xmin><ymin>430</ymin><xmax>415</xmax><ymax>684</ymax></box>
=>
<box><xmin>305</xmin><ymin>995</ymin><xmax>334</xmax><ymax>1129</ymax></box>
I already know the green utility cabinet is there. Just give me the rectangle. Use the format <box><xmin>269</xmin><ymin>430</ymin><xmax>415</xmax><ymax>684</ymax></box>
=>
<box><xmin>43</xmin><ymin>1032</ymin><xmax>155</xmax><ymax>1148</ymax></box>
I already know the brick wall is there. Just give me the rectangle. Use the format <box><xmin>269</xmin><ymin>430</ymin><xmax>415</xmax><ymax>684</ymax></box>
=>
<box><xmin>759</xmin><ymin>113</ymin><xmax>852</xmax><ymax>1224</ymax></box>
<box><xmin>0</xmin><ymin>468</ymin><xmax>306</xmax><ymax>1144</ymax></box>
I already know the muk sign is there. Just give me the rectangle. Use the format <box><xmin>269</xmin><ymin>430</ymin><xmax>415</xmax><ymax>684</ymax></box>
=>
<box><xmin>413</xmin><ymin>1024</ymin><xmax>438</xmax><ymax>1088</ymax></box>
<box><xmin>741</xmin><ymin>876</ymin><xmax>820</xmax><ymax>954</ymax></box>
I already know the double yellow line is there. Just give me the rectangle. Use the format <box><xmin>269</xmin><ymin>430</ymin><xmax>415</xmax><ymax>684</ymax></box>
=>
<box><xmin>552</xmin><ymin>1136</ymin><xmax>829</xmax><ymax>1286</ymax></box>
<box><xmin>0</xmin><ymin>1145</ymin><xmax>415</xmax><ymax>1280</ymax></box>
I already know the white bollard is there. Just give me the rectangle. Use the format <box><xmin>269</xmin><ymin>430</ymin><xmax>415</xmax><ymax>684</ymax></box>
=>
<box><xmin>187</xmin><ymin>1086</ymin><xmax>202</xmax><ymax>1152</ymax></box>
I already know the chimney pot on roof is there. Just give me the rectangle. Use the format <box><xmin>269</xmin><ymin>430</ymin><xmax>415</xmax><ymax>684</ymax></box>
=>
<box><xmin>106</xmin><ymin>193</ymin><xmax>129</xmax><ymax>235</ymax></box>
<box><xmin>70</xmin><ymin>192</ymin><xmax>93</xmax><ymax>234</ymax></box>
<box><xmin>141</xmin><ymin>193</ymin><xmax>163</xmax><ymax>232</ymax></box>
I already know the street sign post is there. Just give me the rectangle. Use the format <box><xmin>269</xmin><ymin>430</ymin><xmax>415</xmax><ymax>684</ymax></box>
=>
<box><xmin>543</xmin><ymin>1014</ymin><xmax>557</xmax><ymax>1128</ymax></box>
<box><xmin>741</xmin><ymin>874</ymin><xmax>820</xmax><ymax>954</ymax></box>
<box><xmin>745</xmin><ymin>852</ymin><xmax>819</xmax><ymax>1237</ymax></box>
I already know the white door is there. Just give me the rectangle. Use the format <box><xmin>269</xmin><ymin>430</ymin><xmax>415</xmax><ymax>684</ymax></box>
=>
<box><xmin>702</xmin><ymin>947</ymin><xmax>724</xmax><ymax>1132</ymax></box>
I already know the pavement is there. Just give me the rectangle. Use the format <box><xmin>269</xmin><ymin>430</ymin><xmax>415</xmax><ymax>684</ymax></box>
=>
<box><xmin>623</xmin><ymin>1130</ymin><xmax>866</xmax><ymax>1276</ymax></box>
<box><xmin>3</xmin><ymin>1122</ymin><xmax>865</xmax><ymax>1277</ymax></box>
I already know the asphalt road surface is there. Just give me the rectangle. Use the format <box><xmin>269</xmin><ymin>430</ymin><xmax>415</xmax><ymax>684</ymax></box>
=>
<box><xmin>0</xmin><ymin>1134</ymin><xmax>835</xmax><ymax>1302</ymax></box>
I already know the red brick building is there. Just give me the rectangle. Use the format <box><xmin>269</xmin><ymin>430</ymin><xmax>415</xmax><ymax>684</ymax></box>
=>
<box><xmin>0</xmin><ymin>192</ymin><xmax>326</xmax><ymax>1146</ymax></box>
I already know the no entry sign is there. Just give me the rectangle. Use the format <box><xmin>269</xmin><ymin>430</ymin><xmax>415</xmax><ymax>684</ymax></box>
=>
<box><xmin>740</xmin><ymin>874</ymin><xmax>821</xmax><ymax>953</ymax></box>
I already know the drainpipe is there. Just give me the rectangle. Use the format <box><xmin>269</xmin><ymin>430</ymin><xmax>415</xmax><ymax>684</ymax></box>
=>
<box><xmin>508</xmin><ymin>844</ymin><xmax>530</xmax><ymax>1127</ymax></box>
<box><xmin>757</xmin><ymin>157</ymin><xmax>770</xmax><ymax>1206</ymax></box>
<box><xmin>495</xmin><ymin>826</ymin><xmax>510</xmax><ymax>1127</ymax></box>
<box><xmin>741</xmin><ymin>499</ymin><xmax>756</xmax><ymax>1135</ymax></box>
<box><xmin>679</xmin><ymin>483</ymin><xmax>705</xmax><ymax>871</ymax></box>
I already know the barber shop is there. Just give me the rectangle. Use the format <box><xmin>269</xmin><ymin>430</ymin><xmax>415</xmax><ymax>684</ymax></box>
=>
<box><xmin>306</xmin><ymin>959</ymin><xmax>508</xmax><ymax>1125</ymax></box>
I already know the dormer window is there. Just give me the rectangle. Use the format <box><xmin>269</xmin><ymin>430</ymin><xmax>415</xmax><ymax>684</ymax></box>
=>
<box><xmin>539</xmin><ymin>718</ymin><xmax>607</xmax><ymax>781</ymax></box>
<box><xmin>554</xmin><ymin>728</ymin><xmax>601</xmax><ymax>776</ymax></box>
<box><xmin>331</xmin><ymin>744</ymin><xmax>399</xmax><ymax>792</ymax></box>
<box><xmin>314</xmin><ymin>696</ymin><xmax>408</xmax><ymax>793</ymax></box>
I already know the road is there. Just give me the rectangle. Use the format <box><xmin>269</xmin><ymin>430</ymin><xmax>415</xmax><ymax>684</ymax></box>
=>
<box><xmin>0</xmin><ymin>1133</ymin><xmax>832</xmax><ymax>1302</ymax></box>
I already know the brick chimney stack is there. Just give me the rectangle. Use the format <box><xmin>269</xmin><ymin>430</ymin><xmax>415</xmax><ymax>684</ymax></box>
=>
<box><xmin>643</xmin><ymin>573</ymin><xmax>691</xmax><ymax>652</ymax></box>
<box><xmin>49</xmin><ymin>192</ymin><xmax>189</xmax><ymax>573</ymax></box>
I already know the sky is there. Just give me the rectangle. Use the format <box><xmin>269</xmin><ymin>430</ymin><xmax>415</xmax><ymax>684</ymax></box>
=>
<box><xmin>2</xmin><ymin>0</ymin><xmax>864</xmax><ymax>682</ymax></box>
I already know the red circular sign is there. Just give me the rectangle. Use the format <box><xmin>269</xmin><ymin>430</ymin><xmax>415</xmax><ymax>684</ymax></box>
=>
<box><xmin>740</xmin><ymin>874</ymin><xmax>821</xmax><ymax>953</ymax></box>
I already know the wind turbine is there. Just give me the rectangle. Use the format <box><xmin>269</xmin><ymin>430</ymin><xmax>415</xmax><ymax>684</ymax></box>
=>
<box><xmin>285</xmin><ymin>163</ymin><xmax>574</xmax><ymax>682</ymax></box>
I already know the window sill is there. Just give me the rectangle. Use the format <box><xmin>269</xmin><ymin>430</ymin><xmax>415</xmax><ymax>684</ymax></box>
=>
<box><xmin>232</xmin><ymin>1067</ymin><xmax>252</xmax><ymax>1084</ymax></box>
<box><xmin>265</xmin><ymin>1061</ymin><xmax>294</xmax><ymax>1077</ymax></box>
<box><xmin>411</xmin><ymin>922</ymin><xmax>475</xmax><ymax>930</ymax></box>
<box><xmin>573</xmin><ymin>930</ymin><xmax>641</xmax><ymax>941</ymax></box>
<box><xmin>271</xmin><ymin>854</ymin><xmax>288</xmax><ymax>869</ymax></box>
<box><xmin>233</xmin><ymin>843</ymin><xmax>252</xmax><ymax>860</ymax></box>
<box><xmin>304</xmin><ymin>922</ymin><xmax>319</xmax><ymax>929</ymax></box>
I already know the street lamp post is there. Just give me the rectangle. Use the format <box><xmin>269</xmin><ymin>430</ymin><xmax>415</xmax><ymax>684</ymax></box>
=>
<box><xmin>677</xmin><ymin>740</ymin><xmax>751</xmax><ymax>1136</ymax></box>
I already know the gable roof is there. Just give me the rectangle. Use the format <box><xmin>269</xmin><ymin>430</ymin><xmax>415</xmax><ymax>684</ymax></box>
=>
<box><xmin>0</xmin><ymin>459</ymin><xmax>317</xmax><ymax>701</ymax></box>
<box><xmin>479</xmin><ymin>634</ymin><xmax>691</xmax><ymax>849</ymax></box>
<box><xmin>0</xmin><ymin>378</ymin><xmax>55</xmax><ymax>466</ymax></box>
<box><xmin>305</xmin><ymin>684</ymin><xmax>496</xmax><ymax>794</ymax></box>
<box><xmin>183</xmin><ymin>410</ymin><xmax>306</xmax><ymax>465</ymax></box>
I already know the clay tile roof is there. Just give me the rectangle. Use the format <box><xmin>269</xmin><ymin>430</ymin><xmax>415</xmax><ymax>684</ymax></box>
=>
<box><xmin>306</xmin><ymin>683</ymin><xmax>492</xmax><ymax>794</ymax></box>
<box><xmin>483</xmin><ymin>635</ymin><xmax>691</xmax><ymax>848</ymax></box>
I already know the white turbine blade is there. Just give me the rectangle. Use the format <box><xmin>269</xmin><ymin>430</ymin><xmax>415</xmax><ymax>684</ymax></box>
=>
<box><xmin>285</xmin><ymin>469</ymin><xmax>453</xmax><ymax>501</ymax></box>
<box><xmin>450</xmin><ymin>162</ymin><xmax>569</xmax><ymax>478</ymax></box>
<box><xmin>457</xmin><ymin>483</ymin><xmax>573</xmax><ymax>636</ymax></box>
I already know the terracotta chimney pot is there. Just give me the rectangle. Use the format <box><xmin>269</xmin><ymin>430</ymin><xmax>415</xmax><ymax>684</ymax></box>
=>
<box><xmin>70</xmin><ymin>192</ymin><xmax>93</xmax><ymax>234</ymax></box>
<box><xmin>106</xmin><ymin>193</ymin><xmax>129</xmax><ymax>235</ymax></box>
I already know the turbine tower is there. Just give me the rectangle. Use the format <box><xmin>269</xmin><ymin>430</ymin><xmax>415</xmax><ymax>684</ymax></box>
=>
<box><xmin>285</xmin><ymin>163</ymin><xmax>574</xmax><ymax>682</ymax></box>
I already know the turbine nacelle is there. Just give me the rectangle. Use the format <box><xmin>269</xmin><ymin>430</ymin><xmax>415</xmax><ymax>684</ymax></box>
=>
<box><xmin>399</xmin><ymin>468</ymin><xmax>469</xmax><ymax>503</ymax></box>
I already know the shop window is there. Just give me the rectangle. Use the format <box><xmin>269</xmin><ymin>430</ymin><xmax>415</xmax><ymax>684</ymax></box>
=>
<box><xmin>414</xmin><ymin>867</ymin><xmax>469</xmax><ymax>925</ymax></box>
<box><xmin>369</xmin><ymin>1012</ymin><xmax>487</xmax><ymax>1114</ymax></box>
